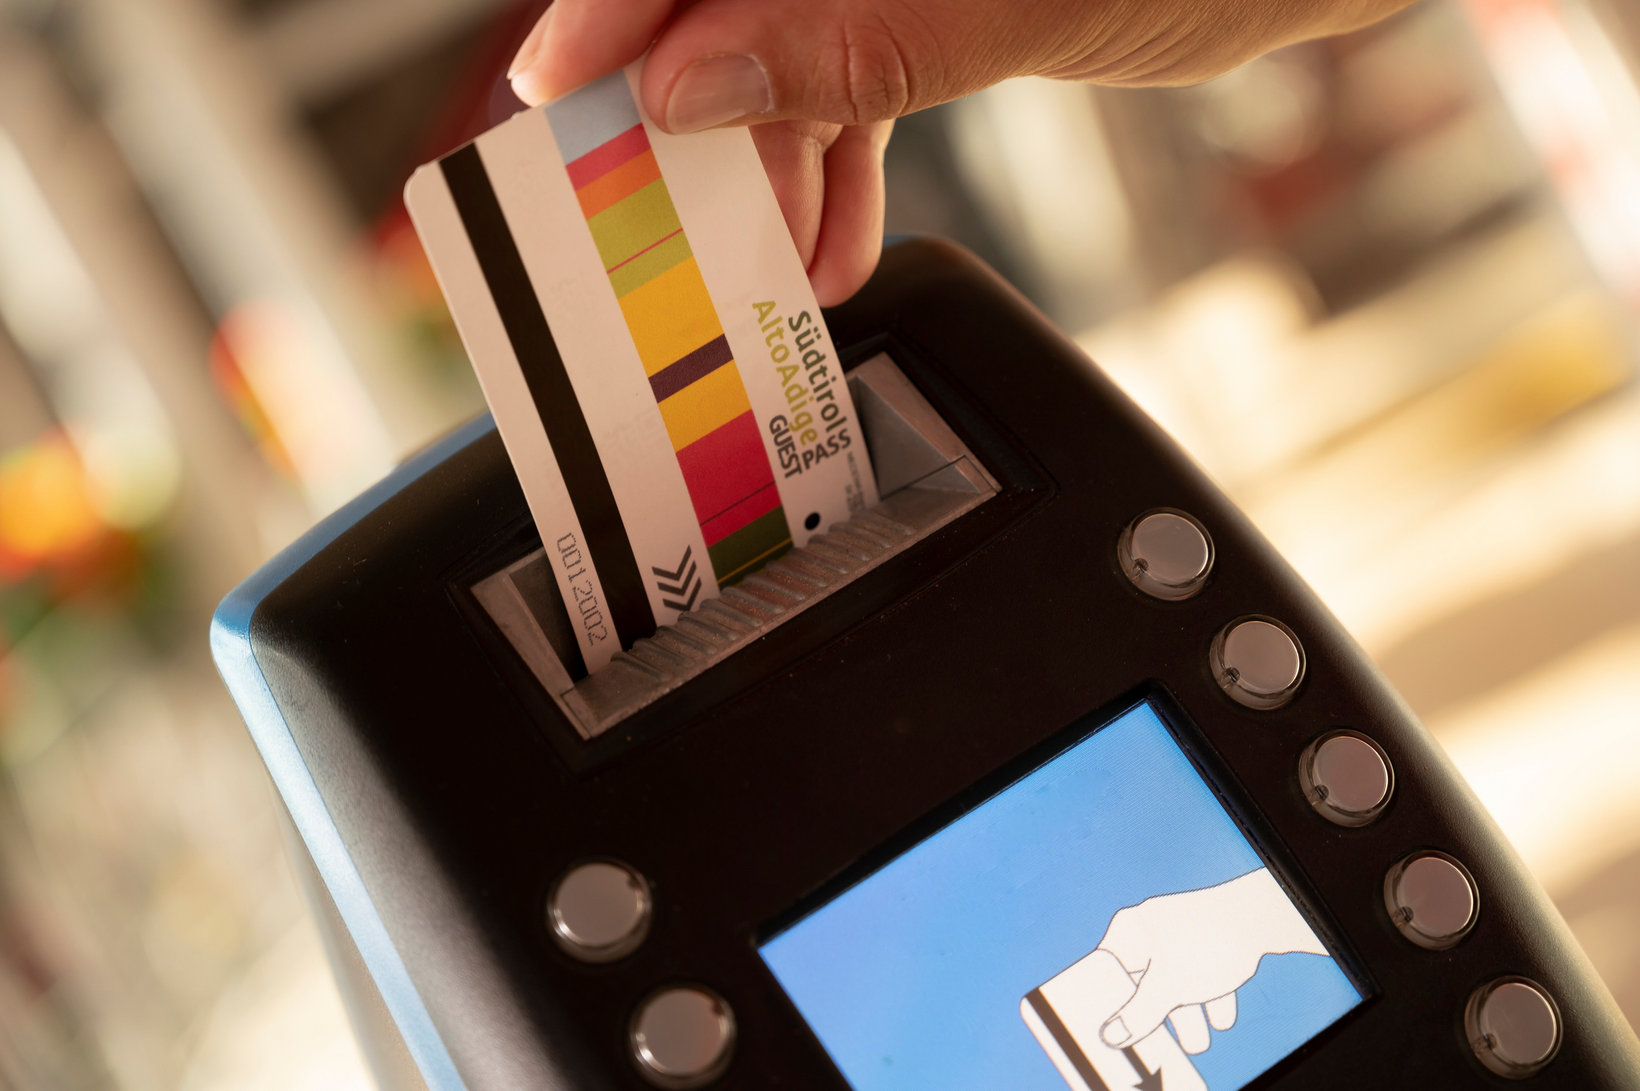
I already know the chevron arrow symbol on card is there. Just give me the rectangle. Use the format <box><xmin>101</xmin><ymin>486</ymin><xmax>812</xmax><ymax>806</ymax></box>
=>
<box><xmin>652</xmin><ymin>547</ymin><xmax>702</xmax><ymax>611</ymax></box>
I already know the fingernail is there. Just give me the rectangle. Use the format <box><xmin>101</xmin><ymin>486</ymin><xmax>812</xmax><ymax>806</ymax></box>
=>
<box><xmin>1100</xmin><ymin>1017</ymin><xmax>1130</xmax><ymax>1047</ymax></box>
<box><xmin>507</xmin><ymin>6</ymin><xmax>553</xmax><ymax>80</ymax></box>
<box><xmin>664</xmin><ymin>54</ymin><xmax>772</xmax><ymax>133</ymax></box>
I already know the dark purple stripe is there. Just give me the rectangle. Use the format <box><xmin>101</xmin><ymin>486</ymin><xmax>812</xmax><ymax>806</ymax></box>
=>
<box><xmin>648</xmin><ymin>334</ymin><xmax>733</xmax><ymax>402</ymax></box>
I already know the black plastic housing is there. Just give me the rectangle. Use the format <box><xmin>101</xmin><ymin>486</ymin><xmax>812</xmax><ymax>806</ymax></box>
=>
<box><xmin>230</xmin><ymin>237</ymin><xmax>1640</xmax><ymax>1089</ymax></box>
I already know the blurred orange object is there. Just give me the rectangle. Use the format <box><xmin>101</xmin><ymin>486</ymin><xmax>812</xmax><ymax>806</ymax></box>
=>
<box><xmin>0</xmin><ymin>432</ymin><xmax>105</xmax><ymax>585</ymax></box>
<box><xmin>0</xmin><ymin>431</ymin><xmax>144</xmax><ymax>607</ymax></box>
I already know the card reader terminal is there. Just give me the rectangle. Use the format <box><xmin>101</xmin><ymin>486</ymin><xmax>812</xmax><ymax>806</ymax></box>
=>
<box><xmin>212</xmin><ymin>237</ymin><xmax>1640</xmax><ymax>1090</ymax></box>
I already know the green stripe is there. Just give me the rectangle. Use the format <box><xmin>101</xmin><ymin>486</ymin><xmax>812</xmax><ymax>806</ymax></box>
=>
<box><xmin>609</xmin><ymin>231</ymin><xmax>693</xmax><ymax>297</ymax></box>
<box><xmin>708</xmin><ymin>508</ymin><xmax>791</xmax><ymax>585</ymax></box>
<box><xmin>586</xmin><ymin>179</ymin><xmax>681</xmax><ymax>269</ymax></box>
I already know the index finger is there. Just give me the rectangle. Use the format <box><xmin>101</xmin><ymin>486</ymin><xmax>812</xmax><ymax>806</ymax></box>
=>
<box><xmin>511</xmin><ymin>0</ymin><xmax>682</xmax><ymax>105</ymax></box>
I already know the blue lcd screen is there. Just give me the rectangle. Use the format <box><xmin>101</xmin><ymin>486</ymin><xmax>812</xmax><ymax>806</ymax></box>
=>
<box><xmin>758</xmin><ymin>700</ymin><xmax>1363</xmax><ymax>1091</ymax></box>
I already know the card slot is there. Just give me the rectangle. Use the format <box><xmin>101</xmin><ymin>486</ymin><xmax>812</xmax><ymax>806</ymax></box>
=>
<box><xmin>473</xmin><ymin>354</ymin><xmax>1001</xmax><ymax>738</ymax></box>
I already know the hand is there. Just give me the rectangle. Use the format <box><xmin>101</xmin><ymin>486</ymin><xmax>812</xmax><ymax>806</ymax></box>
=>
<box><xmin>508</xmin><ymin>0</ymin><xmax>1412</xmax><ymax>304</ymax></box>
<box><xmin>1095</xmin><ymin>867</ymin><xmax>1327</xmax><ymax>1055</ymax></box>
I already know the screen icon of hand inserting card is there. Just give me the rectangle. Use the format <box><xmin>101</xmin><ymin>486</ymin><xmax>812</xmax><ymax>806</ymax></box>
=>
<box><xmin>1023</xmin><ymin>947</ymin><xmax>1204</xmax><ymax>1091</ymax></box>
<box><xmin>1021</xmin><ymin>868</ymin><xmax>1329</xmax><ymax>1091</ymax></box>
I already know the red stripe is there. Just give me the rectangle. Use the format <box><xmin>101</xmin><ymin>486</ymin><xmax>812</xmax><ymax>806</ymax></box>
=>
<box><xmin>675</xmin><ymin>411</ymin><xmax>777</xmax><ymax>535</ymax></box>
<box><xmin>700</xmin><ymin>483</ymin><xmax>781</xmax><ymax>545</ymax></box>
<box><xmin>608</xmin><ymin>226</ymin><xmax>684</xmax><ymax>274</ymax></box>
<box><xmin>565</xmin><ymin>124</ymin><xmax>650</xmax><ymax>188</ymax></box>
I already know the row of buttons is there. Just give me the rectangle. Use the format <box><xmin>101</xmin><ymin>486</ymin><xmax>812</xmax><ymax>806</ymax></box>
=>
<box><xmin>548</xmin><ymin>860</ymin><xmax>733</xmax><ymax>1087</ymax></box>
<box><xmin>546</xmin><ymin>856</ymin><xmax>1557</xmax><ymax>1086</ymax></box>
<box><xmin>542</xmin><ymin>507</ymin><xmax>1562</xmax><ymax>1086</ymax></box>
<box><xmin>1121</xmin><ymin>508</ymin><xmax>1562</xmax><ymax>1080</ymax></box>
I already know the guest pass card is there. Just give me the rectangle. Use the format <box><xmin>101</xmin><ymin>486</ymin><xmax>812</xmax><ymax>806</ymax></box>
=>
<box><xmin>406</xmin><ymin>63</ymin><xmax>877</xmax><ymax>673</ymax></box>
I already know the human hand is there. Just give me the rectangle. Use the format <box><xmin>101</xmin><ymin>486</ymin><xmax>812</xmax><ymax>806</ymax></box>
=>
<box><xmin>506</xmin><ymin>0</ymin><xmax>1411</xmax><ymax>305</ymax></box>
<box><xmin>1095</xmin><ymin>867</ymin><xmax>1328</xmax><ymax>1055</ymax></box>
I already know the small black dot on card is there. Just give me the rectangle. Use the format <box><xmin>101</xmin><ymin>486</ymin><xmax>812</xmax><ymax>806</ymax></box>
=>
<box><xmin>804</xmin><ymin>512</ymin><xmax>821</xmax><ymax>531</ymax></box>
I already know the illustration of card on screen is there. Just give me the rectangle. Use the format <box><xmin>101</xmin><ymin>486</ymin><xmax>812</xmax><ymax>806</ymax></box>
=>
<box><xmin>405</xmin><ymin>63</ymin><xmax>875</xmax><ymax>675</ymax></box>
<box><xmin>1022</xmin><ymin>949</ymin><xmax>1206</xmax><ymax>1091</ymax></box>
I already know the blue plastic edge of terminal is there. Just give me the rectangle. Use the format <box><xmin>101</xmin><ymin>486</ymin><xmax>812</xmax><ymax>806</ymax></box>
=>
<box><xmin>208</xmin><ymin>413</ymin><xmax>497</xmax><ymax>1091</ymax></box>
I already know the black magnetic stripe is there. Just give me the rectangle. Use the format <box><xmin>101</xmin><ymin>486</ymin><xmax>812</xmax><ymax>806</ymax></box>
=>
<box><xmin>1025</xmin><ymin>989</ymin><xmax>1109</xmax><ymax>1091</ymax></box>
<box><xmin>440</xmin><ymin>144</ymin><xmax>656</xmax><ymax>645</ymax></box>
<box><xmin>648</xmin><ymin>333</ymin><xmax>733</xmax><ymax>402</ymax></box>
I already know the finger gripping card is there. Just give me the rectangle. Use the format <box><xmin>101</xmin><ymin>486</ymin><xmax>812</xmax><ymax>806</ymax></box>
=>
<box><xmin>1023</xmin><ymin>948</ymin><xmax>1205</xmax><ymax>1091</ymax></box>
<box><xmin>405</xmin><ymin>62</ymin><xmax>876</xmax><ymax>672</ymax></box>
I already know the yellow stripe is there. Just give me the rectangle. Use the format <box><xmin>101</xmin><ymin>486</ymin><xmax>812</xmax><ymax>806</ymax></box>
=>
<box><xmin>657</xmin><ymin>364</ymin><xmax>752</xmax><ymax>450</ymax></box>
<box><xmin>617</xmin><ymin>257</ymin><xmax>722</xmax><ymax>376</ymax></box>
<box><xmin>586</xmin><ymin>179</ymin><xmax>681</xmax><ymax>269</ymax></box>
<box><xmin>608</xmin><ymin>231</ymin><xmax>691</xmax><ymax>297</ymax></box>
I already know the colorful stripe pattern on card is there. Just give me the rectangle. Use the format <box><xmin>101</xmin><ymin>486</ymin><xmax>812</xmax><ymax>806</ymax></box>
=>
<box><xmin>546</xmin><ymin>74</ymin><xmax>791</xmax><ymax>586</ymax></box>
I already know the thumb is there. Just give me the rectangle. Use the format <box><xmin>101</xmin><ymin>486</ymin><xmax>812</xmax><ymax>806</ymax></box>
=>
<box><xmin>639</xmin><ymin>0</ymin><xmax>1110</xmax><ymax>134</ymax></box>
<box><xmin>637</xmin><ymin>0</ymin><xmax>1418</xmax><ymax>133</ymax></box>
<box><xmin>1101</xmin><ymin>974</ymin><xmax>1178</xmax><ymax>1050</ymax></box>
<box><xmin>513</xmin><ymin>0</ymin><xmax>1416</xmax><ymax>128</ymax></box>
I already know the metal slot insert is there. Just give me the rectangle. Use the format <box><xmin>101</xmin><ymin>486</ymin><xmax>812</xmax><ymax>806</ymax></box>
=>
<box><xmin>472</xmin><ymin>352</ymin><xmax>1000</xmax><ymax>738</ymax></box>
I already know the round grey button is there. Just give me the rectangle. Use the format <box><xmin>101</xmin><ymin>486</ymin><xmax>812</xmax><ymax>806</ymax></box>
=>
<box><xmin>1384</xmin><ymin>852</ymin><xmax>1477</xmax><ymax>949</ymax></box>
<box><xmin>1300</xmin><ymin>732</ymin><xmax>1393</xmax><ymax>826</ymax></box>
<box><xmin>1119</xmin><ymin>510</ymin><xmax>1213</xmax><ymax>600</ymax></box>
<box><xmin>1211</xmin><ymin>617</ymin><xmax>1305</xmax><ymax>710</ymax></box>
<box><xmin>630</xmin><ymin>986</ymin><xmax>735</xmax><ymax>1088</ymax></box>
<box><xmin>548</xmin><ymin>860</ymin><xmax>651</xmax><ymax>962</ymax></box>
<box><xmin>1466</xmin><ymin>977</ymin><xmax>1561</xmax><ymax>1077</ymax></box>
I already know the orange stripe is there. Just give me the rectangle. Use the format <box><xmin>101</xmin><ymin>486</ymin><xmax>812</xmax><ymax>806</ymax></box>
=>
<box><xmin>575</xmin><ymin>148</ymin><xmax>662</xmax><ymax>218</ymax></box>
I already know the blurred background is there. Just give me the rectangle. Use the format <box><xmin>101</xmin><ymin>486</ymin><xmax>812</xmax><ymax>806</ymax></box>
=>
<box><xmin>0</xmin><ymin>0</ymin><xmax>1637</xmax><ymax>1086</ymax></box>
